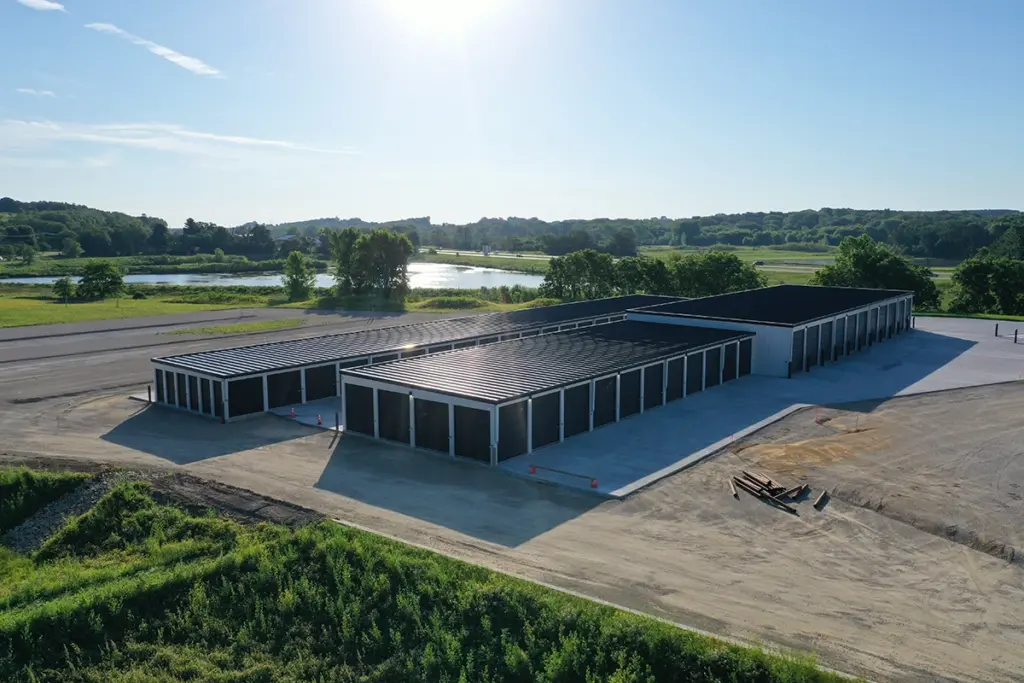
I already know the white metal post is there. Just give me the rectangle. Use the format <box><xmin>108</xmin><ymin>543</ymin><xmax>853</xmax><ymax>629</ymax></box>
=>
<box><xmin>615</xmin><ymin>374</ymin><xmax>621</xmax><ymax>421</ymax></box>
<box><xmin>409</xmin><ymin>395</ymin><xmax>415</xmax><ymax>447</ymax></box>
<box><xmin>639</xmin><ymin>368</ymin><xmax>645</xmax><ymax>413</ymax></box>
<box><xmin>662</xmin><ymin>360</ymin><xmax>668</xmax><ymax>403</ymax></box>
<box><xmin>448</xmin><ymin>403</ymin><xmax>455</xmax><ymax>456</ymax></box>
<box><xmin>208</xmin><ymin>380</ymin><xmax>215</xmax><ymax>417</ymax></box>
<box><xmin>262</xmin><ymin>375</ymin><xmax>269</xmax><ymax>412</ymax></box>
<box><xmin>372</xmin><ymin>387</ymin><xmax>379</xmax><ymax>438</ymax></box>
<box><xmin>589</xmin><ymin>380</ymin><xmax>595</xmax><ymax>431</ymax></box>
<box><xmin>339</xmin><ymin>377</ymin><xmax>346</xmax><ymax>430</ymax></box>
<box><xmin>300</xmin><ymin>369</ymin><xmax>307</xmax><ymax>403</ymax></box>
<box><xmin>184</xmin><ymin>374</ymin><xmax>192</xmax><ymax>411</ymax></box>
<box><xmin>222</xmin><ymin>380</ymin><xmax>230</xmax><ymax>421</ymax></box>
<box><xmin>335</xmin><ymin>363</ymin><xmax>342</xmax><ymax>396</ymax></box>
<box><xmin>527</xmin><ymin>398</ymin><xmax>533</xmax><ymax>453</ymax></box>
<box><xmin>491</xmin><ymin>406</ymin><xmax>499</xmax><ymax>466</ymax></box>
<box><xmin>702</xmin><ymin>350</ymin><xmax>707</xmax><ymax>390</ymax></box>
<box><xmin>559</xmin><ymin>389</ymin><xmax>565</xmax><ymax>441</ymax></box>
<box><xmin>735</xmin><ymin>342</ymin><xmax>741</xmax><ymax>376</ymax></box>
<box><xmin>682</xmin><ymin>355</ymin><xmax>688</xmax><ymax>397</ymax></box>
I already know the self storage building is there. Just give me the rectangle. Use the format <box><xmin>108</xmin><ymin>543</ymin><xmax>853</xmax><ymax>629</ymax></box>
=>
<box><xmin>627</xmin><ymin>284</ymin><xmax>913</xmax><ymax>377</ymax></box>
<box><xmin>149</xmin><ymin>295</ymin><xmax>680</xmax><ymax>421</ymax></box>
<box><xmin>338</xmin><ymin>321</ymin><xmax>754</xmax><ymax>464</ymax></box>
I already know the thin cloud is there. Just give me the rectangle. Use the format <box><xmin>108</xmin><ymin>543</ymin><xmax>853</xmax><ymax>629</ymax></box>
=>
<box><xmin>0</xmin><ymin>120</ymin><xmax>356</xmax><ymax>158</ymax></box>
<box><xmin>15</xmin><ymin>0</ymin><xmax>65</xmax><ymax>11</ymax></box>
<box><xmin>16</xmin><ymin>88</ymin><xmax>57</xmax><ymax>98</ymax></box>
<box><xmin>85</xmin><ymin>22</ymin><xmax>223</xmax><ymax>78</ymax></box>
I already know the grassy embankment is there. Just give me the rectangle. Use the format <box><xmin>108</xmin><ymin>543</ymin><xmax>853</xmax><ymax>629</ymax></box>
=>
<box><xmin>0</xmin><ymin>467</ymin><xmax>845</xmax><ymax>683</ymax></box>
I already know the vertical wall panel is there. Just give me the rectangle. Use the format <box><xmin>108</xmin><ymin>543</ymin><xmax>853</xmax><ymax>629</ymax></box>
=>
<box><xmin>791</xmin><ymin>329</ymin><xmax>805</xmax><ymax>373</ymax></box>
<box><xmin>847</xmin><ymin>315</ymin><xmax>858</xmax><ymax>352</ymax></box>
<box><xmin>858</xmin><ymin>311</ymin><xmax>868</xmax><ymax>348</ymax></box>
<box><xmin>531</xmin><ymin>392</ymin><xmax>561</xmax><ymax>449</ymax></box>
<box><xmin>643</xmin><ymin>364</ymin><xmax>664</xmax><ymax>410</ymax></box>
<box><xmin>868</xmin><ymin>308</ymin><xmax>878</xmax><ymax>344</ymax></box>
<box><xmin>344</xmin><ymin>384</ymin><xmax>374</xmax><ymax>435</ymax></box>
<box><xmin>563</xmin><ymin>384</ymin><xmax>591</xmax><ymax>438</ymax></box>
<box><xmin>497</xmin><ymin>401</ymin><xmax>527</xmax><ymax>461</ymax></box>
<box><xmin>806</xmin><ymin>325</ymin><xmax>820</xmax><ymax>368</ymax></box>
<box><xmin>227</xmin><ymin>377</ymin><xmax>264</xmax><ymax>418</ymax></box>
<box><xmin>835</xmin><ymin>318</ymin><xmax>847</xmax><ymax>358</ymax></box>
<box><xmin>686</xmin><ymin>353</ymin><xmax>704</xmax><ymax>394</ymax></box>
<box><xmin>820</xmin><ymin>321</ymin><xmax>833</xmax><ymax>363</ymax></box>
<box><xmin>619</xmin><ymin>370</ymin><xmax>641</xmax><ymax>418</ymax></box>
<box><xmin>454</xmin><ymin>406</ymin><xmax>490</xmax><ymax>462</ymax></box>
<box><xmin>593</xmin><ymin>377</ymin><xmax>617</xmax><ymax>427</ymax></box>
<box><xmin>666</xmin><ymin>358</ymin><xmax>684</xmax><ymax>401</ymax></box>
<box><xmin>739</xmin><ymin>338</ymin><xmax>753</xmax><ymax>376</ymax></box>
<box><xmin>704</xmin><ymin>347</ymin><xmax>721</xmax><ymax>388</ymax></box>
<box><xmin>377</xmin><ymin>389</ymin><xmax>410</xmax><ymax>444</ymax></box>
<box><xmin>722</xmin><ymin>342</ymin><xmax>738</xmax><ymax>382</ymax></box>
<box><xmin>155</xmin><ymin>370</ymin><xmax>165</xmax><ymax>403</ymax></box>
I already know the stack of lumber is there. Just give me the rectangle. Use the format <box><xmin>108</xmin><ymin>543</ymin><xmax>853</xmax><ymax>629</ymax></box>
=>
<box><xmin>729</xmin><ymin>470</ymin><xmax>808</xmax><ymax>514</ymax></box>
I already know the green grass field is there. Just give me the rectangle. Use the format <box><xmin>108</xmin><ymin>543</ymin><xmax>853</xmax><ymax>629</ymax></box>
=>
<box><xmin>418</xmin><ymin>252</ymin><xmax>551</xmax><ymax>274</ymax></box>
<box><xmin>0</xmin><ymin>291</ymin><xmax>240</xmax><ymax>328</ymax></box>
<box><xmin>167</xmin><ymin>318</ymin><xmax>307</xmax><ymax>336</ymax></box>
<box><xmin>0</xmin><ymin>467</ymin><xmax>845</xmax><ymax>683</ymax></box>
<box><xmin>0</xmin><ymin>254</ymin><xmax>328</xmax><ymax>278</ymax></box>
<box><xmin>640</xmin><ymin>245</ymin><xmax>836</xmax><ymax>262</ymax></box>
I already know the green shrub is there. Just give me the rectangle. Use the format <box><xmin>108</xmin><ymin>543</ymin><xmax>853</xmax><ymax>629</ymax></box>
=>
<box><xmin>0</xmin><ymin>467</ymin><xmax>89</xmax><ymax>534</ymax></box>
<box><xmin>416</xmin><ymin>296</ymin><xmax>487</xmax><ymax>309</ymax></box>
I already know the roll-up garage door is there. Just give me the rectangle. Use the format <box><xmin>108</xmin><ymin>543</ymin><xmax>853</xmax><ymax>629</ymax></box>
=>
<box><xmin>497</xmin><ymin>401</ymin><xmax>527</xmax><ymax>461</ymax></box>
<box><xmin>454</xmin><ymin>406</ymin><xmax>490</xmax><ymax>462</ymax></box>
<box><xmin>619</xmin><ymin>370</ymin><xmax>641</xmax><ymax>418</ymax></box>
<box><xmin>686</xmin><ymin>353</ymin><xmax>704</xmax><ymax>394</ymax></box>
<box><xmin>705</xmin><ymin>347</ymin><xmax>721</xmax><ymax>388</ymax></box>
<box><xmin>564</xmin><ymin>384</ymin><xmax>591</xmax><ymax>438</ymax></box>
<box><xmin>643</xmin><ymin>364</ymin><xmax>664</xmax><ymax>410</ymax></box>
<box><xmin>593</xmin><ymin>377</ymin><xmax>617</xmax><ymax>427</ymax></box>
<box><xmin>344</xmin><ymin>384</ymin><xmax>374</xmax><ymax>435</ymax></box>
<box><xmin>531</xmin><ymin>392</ymin><xmax>561</xmax><ymax>449</ymax></box>
<box><xmin>791</xmin><ymin>329</ymin><xmax>805</xmax><ymax>374</ymax></box>
<box><xmin>377</xmin><ymin>389</ymin><xmax>410</xmax><ymax>444</ymax></box>
<box><xmin>416</xmin><ymin>398</ymin><xmax>450</xmax><ymax>454</ymax></box>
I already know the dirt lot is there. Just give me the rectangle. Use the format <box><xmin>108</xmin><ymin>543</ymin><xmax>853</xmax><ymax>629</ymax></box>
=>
<box><xmin>2</xmin><ymin>383</ymin><xmax>1024</xmax><ymax>682</ymax></box>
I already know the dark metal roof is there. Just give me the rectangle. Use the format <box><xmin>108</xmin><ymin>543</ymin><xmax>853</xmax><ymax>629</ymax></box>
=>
<box><xmin>341</xmin><ymin>321</ymin><xmax>753</xmax><ymax>404</ymax></box>
<box><xmin>153</xmin><ymin>295</ymin><xmax>681</xmax><ymax>378</ymax></box>
<box><xmin>630</xmin><ymin>285</ymin><xmax>912</xmax><ymax>327</ymax></box>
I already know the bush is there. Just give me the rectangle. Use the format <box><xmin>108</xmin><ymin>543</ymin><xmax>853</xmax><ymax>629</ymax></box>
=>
<box><xmin>0</xmin><ymin>467</ymin><xmax>89</xmax><ymax>534</ymax></box>
<box><xmin>416</xmin><ymin>296</ymin><xmax>487</xmax><ymax>309</ymax></box>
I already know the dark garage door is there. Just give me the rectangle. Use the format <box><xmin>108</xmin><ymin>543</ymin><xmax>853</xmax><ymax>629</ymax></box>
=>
<box><xmin>666</xmin><ymin>358</ymin><xmax>684</xmax><ymax>401</ymax></box>
<box><xmin>820</xmin><ymin>321</ymin><xmax>833</xmax><ymax>363</ymax></box>
<box><xmin>806</xmin><ymin>325</ymin><xmax>820</xmax><ymax>368</ymax></box>
<box><xmin>868</xmin><ymin>308</ymin><xmax>878</xmax><ymax>344</ymax></box>
<box><xmin>564</xmin><ymin>384</ymin><xmax>590</xmax><ymax>438</ymax></box>
<box><xmin>228</xmin><ymin>376</ymin><xmax>264</xmax><ymax>418</ymax></box>
<box><xmin>619</xmin><ymin>370</ymin><xmax>641</xmax><ymax>418</ymax></box>
<box><xmin>267</xmin><ymin>370</ymin><xmax>302</xmax><ymax>409</ymax></box>
<box><xmin>305</xmin><ymin>365</ymin><xmax>337</xmax><ymax>401</ymax></box>
<box><xmin>846</xmin><ymin>314</ymin><xmax>857</xmax><ymax>352</ymax></box>
<box><xmin>345</xmin><ymin>383</ymin><xmax>374</xmax><ymax>435</ymax></box>
<box><xmin>200</xmin><ymin>378</ymin><xmax>211</xmax><ymax>414</ymax></box>
<box><xmin>176</xmin><ymin>373</ymin><xmax>187</xmax><ymax>409</ymax></box>
<box><xmin>454</xmin><ymin>405</ymin><xmax>490</xmax><ymax>462</ymax></box>
<box><xmin>593</xmin><ymin>377</ymin><xmax>616</xmax><ymax>428</ymax></box>
<box><xmin>739</xmin><ymin>339</ymin><xmax>752</xmax><ymax>376</ymax></box>
<box><xmin>498</xmin><ymin>401</ymin><xmax>527</xmax><ymax>461</ymax></box>
<box><xmin>722</xmin><ymin>342</ymin><xmax>738</xmax><ymax>382</ymax></box>
<box><xmin>791</xmin><ymin>329</ymin><xmax>805</xmax><ymax>374</ymax></box>
<box><xmin>858</xmin><ymin>311</ymin><xmax>868</xmax><ymax>348</ymax></box>
<box><xmin>704</xmin><ymin>347</ymin><xmax>721</xmax><ymax>388</ymax></box>
<box><xmin>188</xmin><ymin>375</ymin><xmax>200</xmax><ymax>411</ymax></box>
<box><xmin>686</xmin><ymin>352</ymin><xmax>704</xmax><ymax>394</ymax></box>
<box><xmin>416</xmin><ymin>398</ymin><xmax>450</xmax><ymax>454</ymax></box>
<box><xmin>213</xmin><ymin>381</ymin><xmax>223</xmax><ymax>419</ymax></box>
<box><xmin>377</xmin><ymin>389</ymin><xmax>410</xmax><ymax>444</ymax></box>
<box><xmin>835</xmin><ymin>318</ymin><xmax>846</xmax><ymax>358</ymax></box>
<box><xmin>643</xmin><ymin>364</ymin><xmax>664</xmax><ymax>410</ymax></box>
<box><xmin>531</xmin><ymin>392</ymin><xmax>561</xmax><ymax>449</ymax></box>
<box><xmin>155</xmin><ymin>370</ymin><xmax>165</xmax><ymax>404</ymax></box>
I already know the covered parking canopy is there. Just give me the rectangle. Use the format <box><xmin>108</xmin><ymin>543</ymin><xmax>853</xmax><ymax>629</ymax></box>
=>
<box><xmin>150</xmin><ymin>294</ymin><xmax>681</xmax><ymax>421</ymax></box>
<box><xmin>339</xmin><ymin>321</ymin><xmax>754</xmax><ymax>464</ymax></box>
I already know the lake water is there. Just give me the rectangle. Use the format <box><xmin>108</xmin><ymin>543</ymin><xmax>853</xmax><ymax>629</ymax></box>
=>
<box><xmin>1</xmin><ymin>262</ymin><xmax>546</xmax><ymax>290</ymax></box>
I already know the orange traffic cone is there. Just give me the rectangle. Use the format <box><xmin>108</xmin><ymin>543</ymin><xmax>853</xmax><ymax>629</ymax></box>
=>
<box><xmin>290</xmin><ymin>408</ymin><xmax>296</xmax><ymax>418</ymax></box>
<box><xmin>316</xmin><ymin>415</ymin><xmax>323</xmax><ymax>426</ymax></box>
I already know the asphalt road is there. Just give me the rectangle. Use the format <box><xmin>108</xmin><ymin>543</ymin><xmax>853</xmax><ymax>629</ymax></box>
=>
<box><xmin>0</xmin><ymin>308</ymin><xmax>459</xmax><ymax>403</ymax></box>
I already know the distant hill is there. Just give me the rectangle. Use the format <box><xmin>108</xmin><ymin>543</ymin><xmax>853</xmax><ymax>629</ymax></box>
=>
<box><xmin>261</xmin><ymin>216</ymin><xmax>433</xmax><ymax>238</ymax></box>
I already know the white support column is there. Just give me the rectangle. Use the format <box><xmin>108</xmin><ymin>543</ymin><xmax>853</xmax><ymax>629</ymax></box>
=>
<box><xmin>719</xmin><ymin>345</ymin><xmax>725</xmax><ymax>384</ymax></box>
<box><xmin>639</xmin><ymin>368</ymin><xmax>645</xmax><ymax>413</ymax></box>
<box><xmin>207</xmin><ymin>380</ymin><xmax>215</xmax><ymax>417</ymax></box>
<box><xmin>335</xmin><ymin>363</ymin><xmax>342</xmax><ymax>396</ymax></box>
<box><xmin>372</xmin><ymin>387</ymin><xmax>379</xmax><ymax>438</ymax></box>
<box><xmin>448</xmin><ymin>403</ymin><xmax>455</xmax><ymax>456</ymax></box>
<box><xmin>559</xmin><ymin>389</ymin><xmax>565</xmax><ymax>441</ymax></box>
<box><xmin>184</xmin><ymin>374</ymin><xmax>192</xmax><ymax>411</ymax></box>
<box><xmin>615</xmin><ymin>375</ymin><xmax>621</xmax><ymax>421</ymax></box>
<box><xmin>702</xmin><ymin>350</ymin><xmax>707</xmax><ymax>390</ymax></box>
<box><xmin>527</xmin><ymin>398</ymin><xmax>534</xmax><ymax>453</ymax></box>
<box><xmin>802</xmin><ymin>331</ymin><xmax>808</xmax><ymax>371</ymax></box>
<box><xmin>300</xmin><ymin>369</ymin><xmax>307</xmax><ymax>403</ymax></box>
<box><xmin>262</xmin><ymin>375</ymin><xmax>269</xmax><ymax>412</ymax></box>
<box><xmin>682</xmin><ymin>356</ymin><xmax>688</xmax><ymax>397</ymax></box>
<box><xmin>222</xmin><ymin>380</ymin><xmax>230</xmax><ymax>421</ymax></box>
<box><xmin>409</xmin><ymin>395</ymin><xmax>416</xmax><ymax>447</ymax></box>
<box><xmin>339</xmin><ymin>377</ymin><xmax>347</xmax><ymax>430</ymax></box>
<box><xmin>662</xmin><ymin>360</ymin><xmax>668</xmax><ymax>404</ymax></box>
<box><xmin>589</xmin><ymin>380</ymin><xmax>595</xmax><ymax>431</ymax></box>
<box><xmin>735</xmin><ymin>342</ymin><xmax>741</xmax><ymax>375</ymax></box>
<box><xmin>490</xmin><ymin>406</ymin><xmax>499</xmax><ymax>466</ymax></box>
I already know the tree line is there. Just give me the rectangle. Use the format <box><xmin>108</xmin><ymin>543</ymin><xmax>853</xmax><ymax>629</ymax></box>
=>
<box><xmin>5</xmin><ymin>196</ymin><xmax>1022</xmax><ymax>265</ymax></box>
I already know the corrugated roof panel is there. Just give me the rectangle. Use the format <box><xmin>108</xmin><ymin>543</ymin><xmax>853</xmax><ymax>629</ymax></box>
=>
<box><xmin>341</xmin><ymin>321</ymin><xmax>753</xmax><ymax>404</ymax></box>
<box><xmin>153</xmin><ymin>295</ymin><xmax>682</xmax><ymax>378</ymax></box>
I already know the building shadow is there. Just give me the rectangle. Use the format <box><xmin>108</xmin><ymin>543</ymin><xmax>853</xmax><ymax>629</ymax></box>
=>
<box><xmin>314</xmin><ymin>433</ymin><xmax>601</xmax><ymax>547</ymax></box>
<box><xmin>100</xmin><ymin>404</ymin><xmax>314</xmax><ymax>464</ymax></box>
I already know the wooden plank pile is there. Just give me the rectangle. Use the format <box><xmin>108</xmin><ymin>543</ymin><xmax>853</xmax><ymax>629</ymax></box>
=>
<box><xmin>730</xmin><ymin>470</ymin><xmax>809</xmax><ymax>514</ymax></box>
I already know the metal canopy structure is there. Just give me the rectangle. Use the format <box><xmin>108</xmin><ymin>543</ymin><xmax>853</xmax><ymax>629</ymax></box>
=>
<box><xmin>339</xmin><ymin>321</ymin><xmax>756</xmax><ymax>464</ymax></box>
<box><xmin>153</xmin><ymin>294</ymin><xmax>681</xmax><ymax>379</ymax></box>
<box><xmin>341</xmin><ymin>321</ymin><xmax>751</xmax><ymax>404</ymax></box>
<box><xmin>631</xmin><ymin>284</ymin><xmax>913</xmax><ymax>327</ymax></box>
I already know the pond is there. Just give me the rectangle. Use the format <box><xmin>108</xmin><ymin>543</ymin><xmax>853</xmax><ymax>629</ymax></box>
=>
<box><xmin>0</xmin><ymin>262</ymin><xmax>546</xmax><ymax>290</ymax></box>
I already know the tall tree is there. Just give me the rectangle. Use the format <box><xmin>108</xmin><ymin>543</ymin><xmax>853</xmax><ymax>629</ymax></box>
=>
<box><xmin>812</xmin><ymin>235</ymin><xmax>940</xmax><ymax>308</ymax></box>
<box><xmin>351</xmin><ymin>229</ymin><xmax>414</xmax><ymax>297</ymax></box>
<box><xmin>77</xmin><ymin>261</ymin><xmax>124</xmax><ymax>299</ymax></box>
<box><xmin>282</xmin><ymin>251</ymin><xmax>316</xmax><ymax>301</ymax></box>
<box><xmin>329</xmin><ymin>227</ymin><xmax>362</xmax><ymax>294</ymax></box>
<box><xmin>668</xmin><ymin>251</ymin><xmax>766</xmax><ymax>297</ymax></box>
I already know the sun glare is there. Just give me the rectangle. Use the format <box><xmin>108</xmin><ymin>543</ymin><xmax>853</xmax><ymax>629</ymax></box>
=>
<box><xmin>384</xmin><ymin>0</ymin><xmax>502</xmax><ymax>37</ymax></box>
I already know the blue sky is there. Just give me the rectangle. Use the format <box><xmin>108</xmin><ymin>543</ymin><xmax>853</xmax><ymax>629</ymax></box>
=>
<box><xmin>1</xmin><ymin>0</ymin><xmax>1022</xmax><ymax>228</ymax></box>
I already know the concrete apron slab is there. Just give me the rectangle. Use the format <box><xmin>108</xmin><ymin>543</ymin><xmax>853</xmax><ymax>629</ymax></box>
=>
<box><xmin>270</xmin><ymin>397</ymin><xmax>342</xmax><ymax>431</ymax></box>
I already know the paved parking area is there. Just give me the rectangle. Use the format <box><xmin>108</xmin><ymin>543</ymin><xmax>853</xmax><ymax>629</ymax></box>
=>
<box><xmin>500</xmin><ymin>316</ymin><xmax>1024</xmax><ymax>494</ymax></box>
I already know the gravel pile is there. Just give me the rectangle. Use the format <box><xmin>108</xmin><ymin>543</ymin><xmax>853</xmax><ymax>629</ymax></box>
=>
<box><xmin>2</xmin><ymin>471</ymin><xmax>136</xmax><ymax>554</ymax></box>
